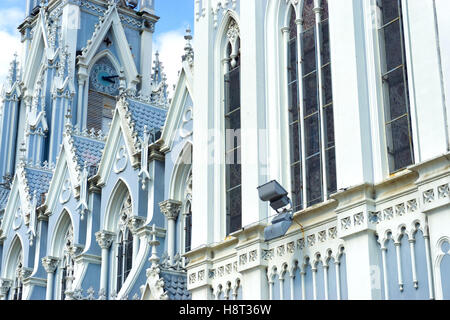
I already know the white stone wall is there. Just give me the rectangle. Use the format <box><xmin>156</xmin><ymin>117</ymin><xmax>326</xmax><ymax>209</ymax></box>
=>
<box><xmin>188</xmin><ymin>0</ymin><xmax>450</xmax><ymax>300</ymax></box>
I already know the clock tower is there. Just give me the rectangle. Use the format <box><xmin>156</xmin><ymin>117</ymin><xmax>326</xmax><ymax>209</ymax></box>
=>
<box><xmin>0</xmin><ymin>0</ymin><xmax>166</xmax><ymax>183</ymax></box>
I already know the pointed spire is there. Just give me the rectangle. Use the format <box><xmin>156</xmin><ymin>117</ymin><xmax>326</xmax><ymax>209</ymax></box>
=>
<box><xmin>64</xmin><ymin>106</ymin><xmax>73</xmax><ymax>133</ymax></box>
<box><xmin>182</xmin><ymin>26</ymin><xmax>194</xmax><ymax>66</ymax></box>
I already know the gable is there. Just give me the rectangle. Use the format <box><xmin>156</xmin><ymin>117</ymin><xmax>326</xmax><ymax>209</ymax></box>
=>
<box><xmin>160</xmin><ymin>69</ymin><xmax>194</xmax><ymax>153</ymax></box>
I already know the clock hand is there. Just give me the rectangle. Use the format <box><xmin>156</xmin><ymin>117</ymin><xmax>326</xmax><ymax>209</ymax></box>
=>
<box><xmin>102</xmin><ymin>75</ymin><xmax>119</xmax><ymax>83</ymax></box>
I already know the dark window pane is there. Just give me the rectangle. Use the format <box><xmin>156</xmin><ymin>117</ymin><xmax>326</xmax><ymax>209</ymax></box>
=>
<box><xmin>289</xmin><ymin>8</ymin><xmax>297</xmax><ymax>39</ymax></box>
<box><xmin>226</xmin><ymin>164</ymin><xmax>241</xmax><ymax>190</ymax></box>
<box><xmin>381</xmin><ymin>0</ymin><xmax>399</xmax><ymax>25</ymax></box>
<box><xmin>302</xmin><ymin>28</ymin><xmax>316</xmax><ymax>75</ymax></box>
<box><xmin>383</xmin><ymin>20</ymin><xmax>403</xmax><ymax>72</ymax></box>
<box><xmin>289</xmin><ymin>122</ymin><xmax>301</xmax><ymax>164</ymax></box>
<box><xmin>226</xmin><ymin>145</ymin><xmax>241</xmax><ymax>165</ymax></box>
<box><xmin>303</xmin><ymin>72</ymin><xmax>318</xmax><ymax>116</ymax></box>
<box><xmin>321</xmin><ymin>0</ymin><xmax>329</xmax><ymax>22</ymax></box>
<box><xmin>288</xmin><ymin>39</ymin><xmax>298</xmax><ymax>83</ymax></box>
<box><xmin>305</xmin><ymin>113</ymin><xmax>320</xmax><ymax>157</ymax></box>
<box><xmin>226</xmin><ymin>109</ymin><xmax>241</xmax><ymax>131</ymax></box>
<box><xmin>324</xmin><ymin>105</ymin><xmax>335</xmax><ymax>147</ymax></box>
<box><xmin>225</xmin><ymin>129</ymin><xmax>241</xmax><ymax>154</ymax></box>
<box><xmin>302</xmin><ymin>0</ymin><xmax>316</xmax><ymax>31</ymax></box>
<box><xmin>320</xmin><ymin>21</ymin><xmax>330</xmax><ymax>65</ymax></box>
<box><xmin>386</xmin><ymin>116</ymin><xmax>414</xmax><ymax>172</ymax></box>
<box><xmin>225</xmin><ymin>67</ymin><xmax>241</xmax><ymax>113</ymax></box>
<box><xmin>384</xmin><ymin>67</ymin><xmax>408</xmax><ymax>121</ymax></box>
<box><xmin>322</xmin><ymin>64</ymin><xmax>333</xmax><ymax>105</ymax></box>
<box><xmin>326</xmin><ymin>147</ymin><xmax>337</xmax><ymax>195</ymax></box>
<box><xmin>291</xmin><ymin>163</ymin><xmax>303</xmax><ymax>212</ymax></box>
<box><xmin>227</xmin><ymin>186</ymin><xmax>242</xmax><ymax>234</ymax></box>
<box><xmin>306</xmin><ymin>154</ymin><xmax>322</xmax><ymax>205</ymax></box>
<box><xmin>288</xmin><ymin>81</ymin><xmax>299</xmax><ymax>122</ymax></box>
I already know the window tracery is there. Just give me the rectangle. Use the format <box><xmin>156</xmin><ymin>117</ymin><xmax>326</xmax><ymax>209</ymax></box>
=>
<box><xmin>12</xmin><ymin>253</ymin><xmax>23</xmax><ymax>300</ymax></box>
<box><xmin>116</xmin><ymin>194</ymin><xmax>133</xmax><ymax>292</ymax></box>
<box><xmin>60</xmin><ymin>226</ymin><xmax>75</xmax><ymax>300</ymax></box>
<box><xmin>224</xmin><ymin>19</ymin><xmax>242</xmax><ymax>235</ymax></box>
<box><xmin>287</xmin><ymin>0</ymin><xmax>336</xmax><ymax>211</ymax></box>
<box><xmin>378</xmin><ymin>0</ymin><xmax>414</xmax><ymax>172</ymax></box>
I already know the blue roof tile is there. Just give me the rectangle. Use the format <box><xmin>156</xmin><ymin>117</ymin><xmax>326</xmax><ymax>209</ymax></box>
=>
<box><xmin>0</xmin><ymin>186</ymin><xmax>10</xmax><ymax>210</ymax></box>
<box><xmin>72</xmin><ymin>135</ymin><xmax>105</xmax><ymax>176</ymax></box>
<box><xmin>126</xmin><ymin>98</ymin><xmax>167</xmax><ymax>140</ymax></box>
<box><xmin>161</xmin><ymin>271</ymin><xmax>191</xmax><ymax>300</ymax></box>
<box><xmin>23</xmin><ymin>168</ymin><xmax>53</xmax><ymax>205</ymax></box>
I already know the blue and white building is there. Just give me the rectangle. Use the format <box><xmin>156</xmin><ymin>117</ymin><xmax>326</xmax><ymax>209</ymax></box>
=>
<box><xmin>0</xmin><ymin>0</ymin><xmax>450</xmax><ymax>301</ymax></box>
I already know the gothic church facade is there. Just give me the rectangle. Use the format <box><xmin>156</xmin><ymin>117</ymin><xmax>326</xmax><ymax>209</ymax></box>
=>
<box><xmin>0</xmin><ymin>0</ymin><xmax>449</xmax><ymax>301</ymax></box>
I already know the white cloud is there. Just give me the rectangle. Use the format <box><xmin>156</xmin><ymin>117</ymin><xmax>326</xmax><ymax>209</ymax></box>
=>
<box><xmin>153</xmin><ymin>29</ymin><xmax>186</xmax><ymax>98</ymax></box>
<box><xmin>0</xmin><ymin>7</ymin><xmax>24</xmax><ymax>85</ymax></box>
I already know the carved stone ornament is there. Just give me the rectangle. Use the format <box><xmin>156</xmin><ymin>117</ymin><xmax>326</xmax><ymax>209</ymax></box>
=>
<box><xmin>141</xmin><ymin>265</ymin><xmax>169</xmax><ymax>300</ymax></box>
<box><xmin>13</xmin><ymin>207</ymin><xmax>23</xmax><ymax>231</ymax></box>
<box><xmin>59</xmin><ymin>178</ymin><xmax>72</xmax><ymax>204</ymax></box>
<box><xmin>42</xmin><ymin>256</ymin><xmax>60</xmax><ymax>274</ymax></box>
<box><xmin>95</xmin><ymin>231</ymin><xmax>115</xmax><ymax>250</ymax></box>
<box><xmin>159</xmin><ymin>199</ymin><xmax>182</xmax><ymax>221</ymax></box>
<box><xmin>113</xmin><ymin>145</ymin><xmax>128</xmax><ymax>174</ymax></box>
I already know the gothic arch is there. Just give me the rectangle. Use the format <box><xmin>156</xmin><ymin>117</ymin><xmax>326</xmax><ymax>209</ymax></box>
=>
<box><xmin>104</xmin><ymin>178</ymin><xmax>133</xmax><ymax>232</ymax></box>
<box><xmin>169</xmin><ymin>141</ymin><xmax>193</xmax><ymax>202</ymax></box>
<box><xmin>49</xmin><ymin>209</ymin><xmax>74</xmax><ymax>257</ymax></box>
<box><xmin>2</xmin><ymin>235</ymin><xmax>23</xmax><ymax>280</ymax></box>
<box><xmin>87</xmin><ymin>50</ymin><xmax>122</xmax><ymax>78</ymax></box>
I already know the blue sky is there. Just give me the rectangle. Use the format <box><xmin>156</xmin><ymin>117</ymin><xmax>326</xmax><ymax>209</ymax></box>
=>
<box><xmin>0</xmin><ymin>0</ymin><xmax>194</xmax><ymax>91</ymax></box>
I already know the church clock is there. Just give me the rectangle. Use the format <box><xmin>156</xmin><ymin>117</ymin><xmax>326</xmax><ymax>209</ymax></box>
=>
<box><xmin>90</xmin><ymin>63</ymin><xmax>120</xmax><ymax>96</ymax></box>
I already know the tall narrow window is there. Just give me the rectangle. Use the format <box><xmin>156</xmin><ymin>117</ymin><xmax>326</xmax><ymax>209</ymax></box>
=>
<box><xmin>287</xmin><ymin>9</ymin><xmax>303</xmax><ymax>213</ymax></box>
<box><xmin>184</xmin><ymin>201</ymin><xmax>192</xmax><ymax>253</ymax></box>
<box><xmin>224</xmin><ymin>20</ymin><xmax>242</xmax><ymax>235</ymax></box>
<box><xmin>60</xmin><ymin>226</ymin><xmax>75</xmax><ymax>300</ymax></box>
<box><xmin>116</xmin><ymin>195</ymin><xmax>133</xmax><ymax>292</ymax></box>
<box><xmin>378</xmin><ymin>0</ymin><xmax>414</xmax><ymax>172</ymax></box>
<box><xmin>12</xmin><ymin>256</ymin><xmax>23</xmax><ymax>300</ymax></box>
<box><xmin>287</xmin><ymin>0</ymin><xmax>336</xmax><ymax>210</ymax></box>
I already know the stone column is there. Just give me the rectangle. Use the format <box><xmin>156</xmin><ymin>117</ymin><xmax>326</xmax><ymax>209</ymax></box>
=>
<box><xmin>128</xmin><ymin>216</ymin><xmax>146</xmax><ymax>265</ymax></box>
<box><xmin>159</xmin><ymin>199</ymin><xmax>182</xmax><ymax>265</ymax></box>
<box><xmin>42</xmin><ymin>256</ymin><xmax>60</xmax><ymax>300</ymax></box>
<box><xmin>0</xmin><ymin>278</ymin><xmax>12</xmax><ymax>300</ymax></box>
<box><xmin>95</xmin><ymin>231</ymin><xmax>115</xmax><ymax>296</ymax></box>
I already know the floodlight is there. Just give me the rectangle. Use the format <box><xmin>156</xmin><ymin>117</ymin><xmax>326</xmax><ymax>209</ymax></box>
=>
<box><xmin>257</xmin><ymin>180</ymin><xmax>290</xmax><ymax>212</ymax></box>
<box><xmin>257</xmin><ymin>180</ymin><xmax>294</xmax><ymax>241</ymax></box>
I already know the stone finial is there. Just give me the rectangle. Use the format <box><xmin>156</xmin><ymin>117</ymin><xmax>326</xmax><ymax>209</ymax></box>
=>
<box><xmin>42</xmin><ymin>256</ymin><xmax>60</xmax><ymax>274</ymax></box>
<box><xmin>182</xmin><ymin>26</ymin><xmax>194</xmax><ymax>66</ymax></box>
<box><xmin>159</xmin><ymin>199</ymin><xmax>182</xmax><ymax>221</ymax></box>
<box><xmin>95</xmin><ymin>231</ymin><xmax>115</xmax><ymax>250</ymax></box>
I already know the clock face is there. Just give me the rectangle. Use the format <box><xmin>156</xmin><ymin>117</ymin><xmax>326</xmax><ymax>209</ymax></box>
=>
<box><xmin>90</xmin><ymin>63</ymin><xmax>120</xmax><ymax>95</ymax></box>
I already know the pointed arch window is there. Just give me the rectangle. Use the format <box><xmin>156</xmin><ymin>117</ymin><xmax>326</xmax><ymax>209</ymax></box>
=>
<box><xmin>378</xmin><ymin>0</ymin><xmax>414</xmax><ymax>172</ymax></box>
<box><xmin>12</xmin><ymin>254</ymin><xmax>23</xmax><ymax>300</ymax></box>
<box><xmin>184</xmin><ymin>200</ymin><xmax>192</xmax><ymax>253</ymax></box>
<box><xmin>287</xmin><ymin>0</ymin><xmax>336</xmax><ymax>211</ymax></box>
<box><xmin>60</xmin><ymin>226</ymin><xmax>75</xmax><ymax>300</ymax></box>
<box><xmin>224</xmin><ymin>20</ymin><xmax>242</xmax><ymax>235</ymax></box>
<box><xmin>116</xmin><ymin>195</ymin><xmax>133</xmax><ymax>292</ymax></box>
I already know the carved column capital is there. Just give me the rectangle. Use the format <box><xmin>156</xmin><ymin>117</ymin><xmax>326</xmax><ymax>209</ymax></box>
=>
<box><xmin>42</xmin><ymin>256</ymin><xmax>60</xmax><ymax>274</ymax></box>
<box><xmin>0</xmin><ymin>278</ymin><xmax>12</xmax><ymax>296</ymax></box>
<box><xmin>127</xmin><ymin>216</ymin><xmax>146</xmax><ymax>234</ymax></box>
<box><xmin>95</xmin><ymin>231</ymin><xmax>115</xmax><ymax>250</ymax></box>
<box><xmin>159</xmin><ymin>199</ymin><xmax>182</xmax><ymax>221</ymax></box>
